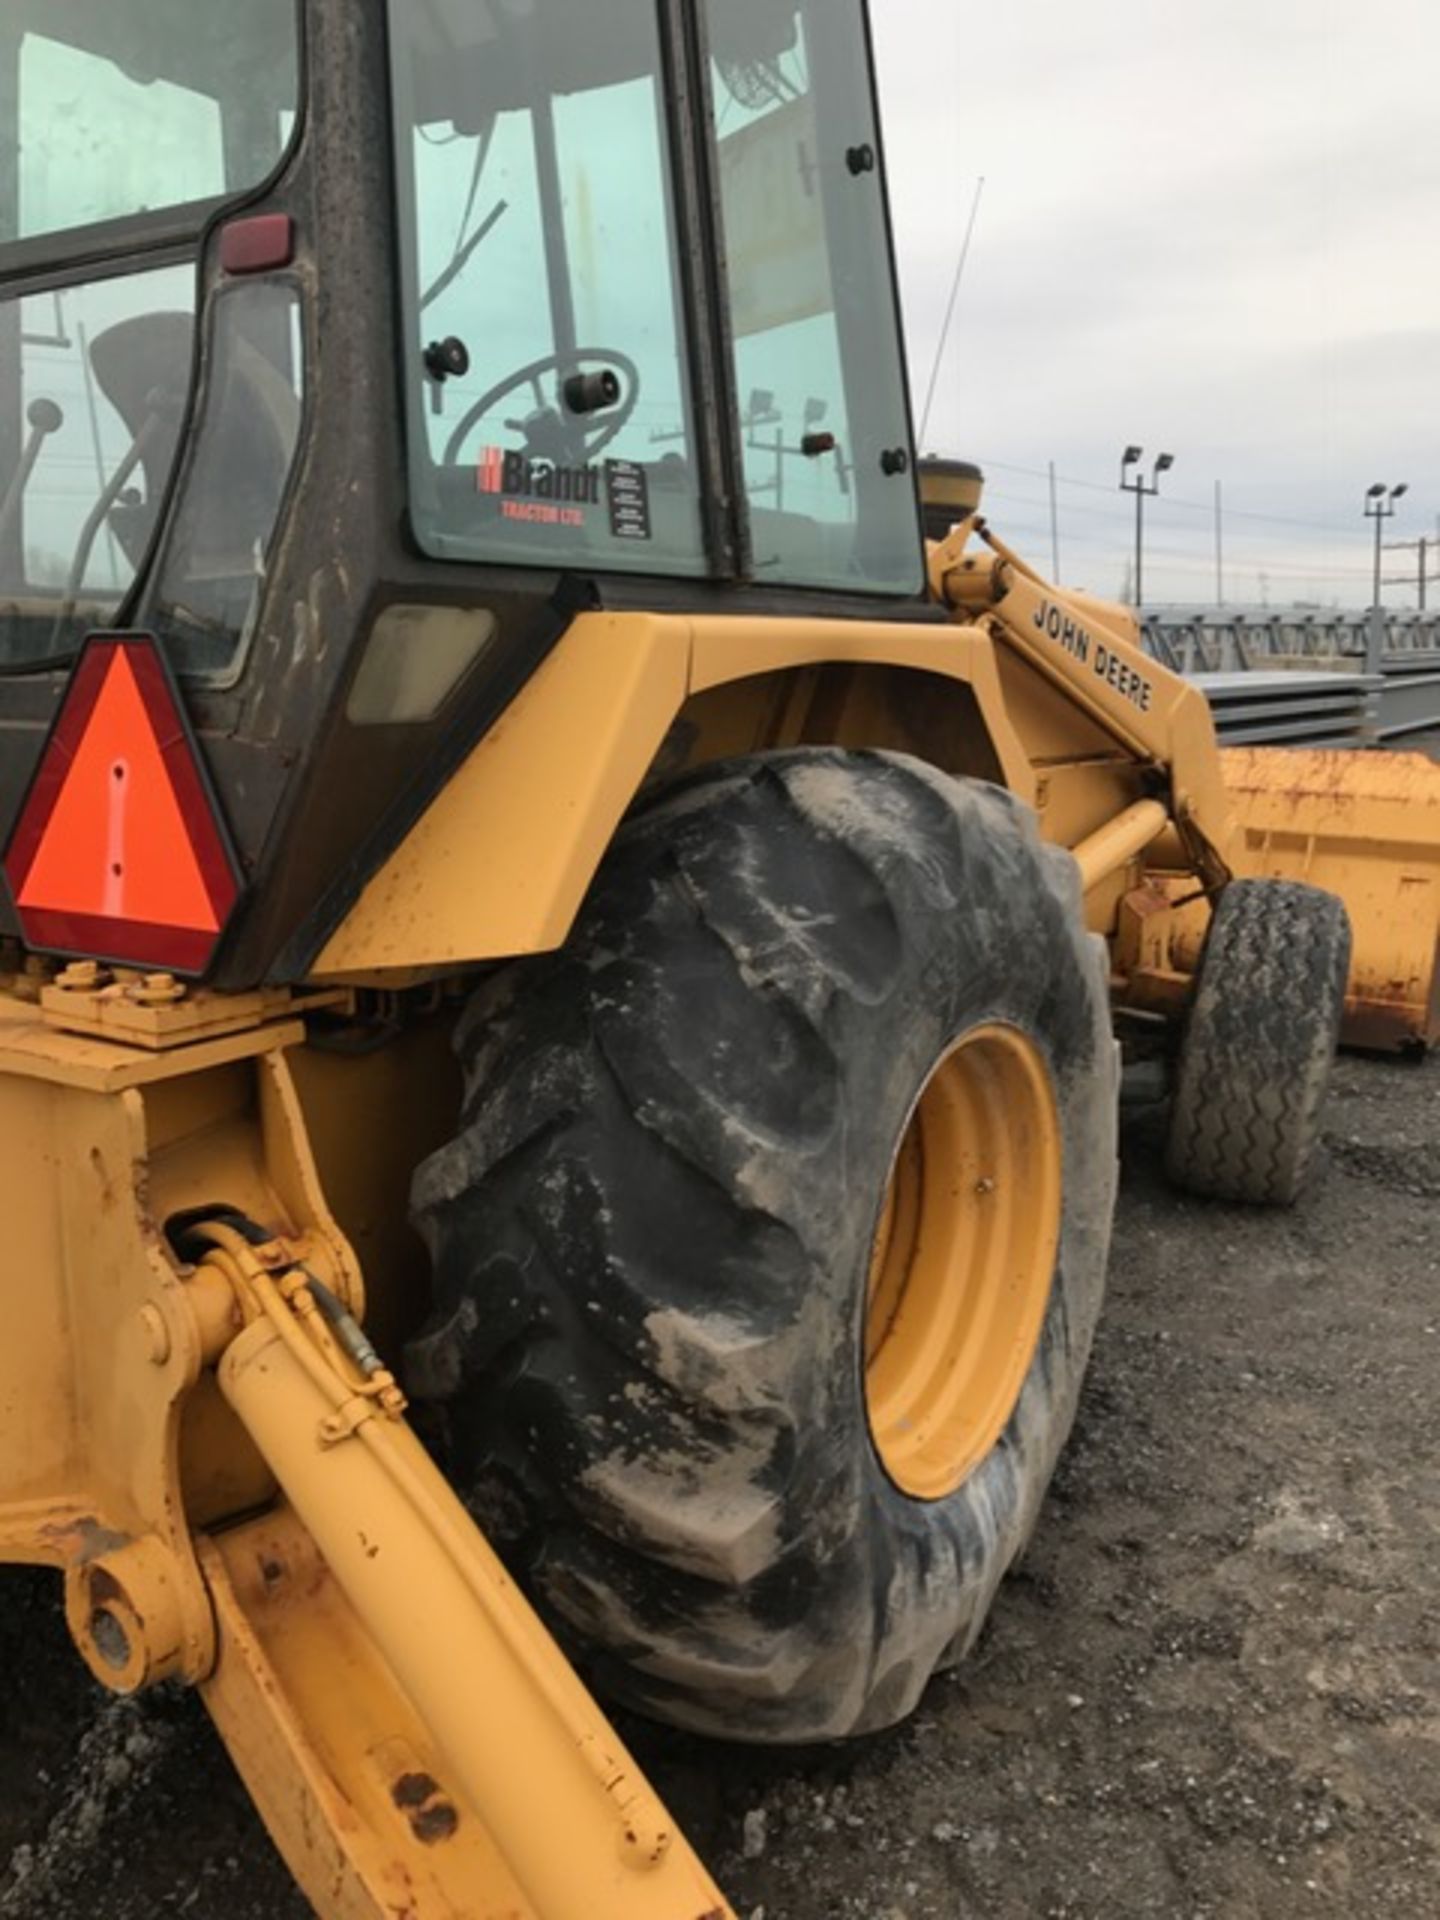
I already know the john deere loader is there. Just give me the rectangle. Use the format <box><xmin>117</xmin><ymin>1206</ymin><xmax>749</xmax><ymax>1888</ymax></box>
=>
<box><xmin>1</xmin><ymin>2</ymin><xmax>1436</xmax><ymax>1913</ymax></box>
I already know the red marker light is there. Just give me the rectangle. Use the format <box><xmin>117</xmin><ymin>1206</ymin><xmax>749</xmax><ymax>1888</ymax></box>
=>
<box><xmin>219</xmin><ymin>212</ymin><xmax>295</xmax><ymax>275</ymax></box>
<box><xmin>2</xmin><ymin>635</ymin><xmax>241</xmax><ymax>976</ymax></box>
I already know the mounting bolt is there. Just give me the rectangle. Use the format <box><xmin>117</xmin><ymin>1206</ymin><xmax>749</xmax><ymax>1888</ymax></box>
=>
<box><xmin>55</xmin><ymin>961</ymin><xmax>105</xmax><ymax>992</ymax></box>
<box><xmin>131</xmin><ymin>972</ymin><xmax>185</xmax><ymax>1007</ymax></box>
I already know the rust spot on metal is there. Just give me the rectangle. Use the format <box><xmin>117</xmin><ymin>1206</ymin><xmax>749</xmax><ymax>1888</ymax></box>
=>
<box><xmin>1341</xmin><ymin>998</ymin><xmax>1425</xmax><ymax>1053</ymax></box>
<box><xmin>410</xmin><ymin>1802</ymin><xmax>459</xmax><ymax>1845</ymax></box>
<box><xmin>48</xmin><ymin>1516</ymin><xmax>131</xmax><ymax>1566</ymax></box>
<box><xmin>88</xmin><ymin>1144</ymin><xmax>116</xmax><ymax>1208</ymax></box>
<box><xmin>390</xmin><ymin>1771</ymin><xmax>459</xmax><ymax>1845</ymax></box>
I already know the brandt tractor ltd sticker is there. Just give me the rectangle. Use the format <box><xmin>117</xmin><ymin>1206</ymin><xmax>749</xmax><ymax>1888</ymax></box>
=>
<box><xmin>477</xmin><ymin>448</ymin><xmax>655</xmax><ymax>541</ymax></box>
<box><xmin>477</xmin><ymin>446</ymin><xmax>601</xmax><ymax>527</ymax></box>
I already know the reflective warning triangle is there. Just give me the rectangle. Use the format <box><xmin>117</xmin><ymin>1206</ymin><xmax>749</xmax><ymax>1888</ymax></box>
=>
<box><xmin>2</xmin><ymin>635</ymin><xmax>241</xmax><ymax>975</ymax></box>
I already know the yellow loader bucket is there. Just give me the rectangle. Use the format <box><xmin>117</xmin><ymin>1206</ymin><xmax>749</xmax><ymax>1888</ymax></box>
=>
<box><xmin>1221</xmin><ymin>746</ymin><xmax>1440</xmax><ymax>1050</ymax></box>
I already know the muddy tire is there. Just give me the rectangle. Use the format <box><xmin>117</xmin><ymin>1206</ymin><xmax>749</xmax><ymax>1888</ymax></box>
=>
<box><xmin>408</xmin><ymin>751</ymin><xmax>1118</xmax><ymax>1742</ymax></box>
<box><xmin>1166</xmin><ymin>878</ymin><xmax>1351</xmax><ymax>1205</ymax></box>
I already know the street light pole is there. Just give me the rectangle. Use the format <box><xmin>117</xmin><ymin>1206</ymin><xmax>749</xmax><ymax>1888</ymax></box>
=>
<box><xmin>1119</xmin><ymin>447</ymin><xmax>1173</xmax><ymax>608</ymax></box>
<box><xmin>1364</xmin><ymin>481</ymin><xmax>1408</xmax><ymax>608</ymax></box>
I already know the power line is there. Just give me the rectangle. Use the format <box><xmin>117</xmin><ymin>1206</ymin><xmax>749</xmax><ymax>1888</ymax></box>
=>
<box><xmin>974</xmin><ymin>509</ymin><xmax>1375</xmax><ymax>582</ymax></box>
<box><xmin>973</xmin><ymin>453</ymin><xmax>1371</xmax><ymax>537</ymax></box>
<box><xmin>982</xmin><ymin>482</ymin><xmax>1368</xmax><ymax>555</ymax></box>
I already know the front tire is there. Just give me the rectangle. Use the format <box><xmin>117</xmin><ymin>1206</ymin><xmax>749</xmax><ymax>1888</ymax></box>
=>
<box><xmin>409</xmin><ymin>751</ymin><xmax>1118</xmax><ymax>1741</ymax></box>
<box><xmin>1166</xmin><ymin>878</ymin><xmax>1351</xmax><ymax>1204</ymax></box>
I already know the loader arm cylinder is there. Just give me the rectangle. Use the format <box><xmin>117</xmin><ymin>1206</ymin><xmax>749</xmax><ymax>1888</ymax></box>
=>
<box><xmin>218</xmin><ymin>1312</ymin><xmax>733</xmax><ymax>1920</ymax></box>
<box><xmin>1072</xmin><ymin>799</ymin><xmax>1170</xmax><ymax>894</ymax></box>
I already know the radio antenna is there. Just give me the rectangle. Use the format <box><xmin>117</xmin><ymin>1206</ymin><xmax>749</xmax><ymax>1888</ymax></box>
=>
<box><xmin>919</xmin><ymin>174</ymin><xmax>986</xmax><ymax>449</ymax></box>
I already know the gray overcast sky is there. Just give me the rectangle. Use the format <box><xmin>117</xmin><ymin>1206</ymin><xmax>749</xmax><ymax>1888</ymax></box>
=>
<box><xmin>871</xmin><ymin>0</ymin><xmax>1440</xmax><ymax>608</ymax></box>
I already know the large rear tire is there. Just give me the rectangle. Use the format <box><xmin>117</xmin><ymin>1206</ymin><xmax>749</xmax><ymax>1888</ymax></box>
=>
<box><xmin>408</xmin><ymin>751</ymin><xmax>1118</xmax><ymax>1741</ymax></box>
<box><xmin>1166</xmin><ymin>878</ymin><xmax>1351</xmax><ymax>1205</ymax></box>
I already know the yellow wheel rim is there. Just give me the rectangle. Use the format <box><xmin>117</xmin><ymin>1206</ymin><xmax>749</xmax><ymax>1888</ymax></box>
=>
<box><xmin>865</xmin><ymin>1024</ymin><xmax>1062</xmax><ymax>1502</ymax></box>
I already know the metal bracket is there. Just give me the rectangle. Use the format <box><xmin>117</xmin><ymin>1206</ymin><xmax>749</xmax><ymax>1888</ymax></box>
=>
<box><xmin>41</xmin><ymin>969</ymin><xmax>351</xmax><ymax>1049</ymax></box>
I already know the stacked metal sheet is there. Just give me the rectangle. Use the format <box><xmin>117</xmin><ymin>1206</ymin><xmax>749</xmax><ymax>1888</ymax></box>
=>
<box><xmin>1190</xmin><ymin>670</ymin><xmax>1383</xmax><ymax>747</ymax></box>
<box><xmin>1143</xmin><ymin>608</ymin><xmax>1440</xmax><ymax>746</ymax></box>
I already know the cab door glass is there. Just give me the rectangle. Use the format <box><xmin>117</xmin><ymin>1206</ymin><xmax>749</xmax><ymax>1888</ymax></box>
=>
<box><xmin>389</xmin><ymin>0</ymin><xmax>707</xmax><ymax>576</ymax></box>
<box><xmin>703</xmin><ymin>0</ymin><xmax>922</xmax><ymax>594</ymax></box>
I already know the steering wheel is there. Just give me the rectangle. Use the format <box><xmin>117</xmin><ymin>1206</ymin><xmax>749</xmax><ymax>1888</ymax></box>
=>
<box><xmin>443</xmin><ymin>348</ymin><xmax>641</xmax><ymax>468</ymax></box>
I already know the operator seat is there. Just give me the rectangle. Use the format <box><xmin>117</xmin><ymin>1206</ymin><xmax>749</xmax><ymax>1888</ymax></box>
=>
<box><xmin>86</xmin><ymin>312</ymin><xmax>193</xmax><ymax>567</ymax></box>
<box><xmin>89</xmin><ymin>309</ymin><xmax>301</xmax><ymax>579</ymax></box>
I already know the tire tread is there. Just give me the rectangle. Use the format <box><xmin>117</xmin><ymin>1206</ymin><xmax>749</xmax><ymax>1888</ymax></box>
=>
<box><xmin>1166</xmin><ymin>879</ymin><xmax>1350</xmax><ymax>1204</ymax></box>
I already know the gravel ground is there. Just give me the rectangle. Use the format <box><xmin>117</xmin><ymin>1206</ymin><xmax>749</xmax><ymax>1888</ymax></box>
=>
<box><xmin>1</xmin><ymin>1049</ymin><xmax>1435</xmax><ymax>1920</ymax></box>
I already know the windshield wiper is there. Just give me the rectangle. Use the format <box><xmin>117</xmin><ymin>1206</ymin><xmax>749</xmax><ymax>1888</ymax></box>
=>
<box><xmin>421</xmin><ymin>116</ymin><xmax>508</xmax><ymax>313</ymax></box>
<box><xmin>422</xmin><ymin>198</ymin><xmax>509</xmax><ymax>313</ymax></box>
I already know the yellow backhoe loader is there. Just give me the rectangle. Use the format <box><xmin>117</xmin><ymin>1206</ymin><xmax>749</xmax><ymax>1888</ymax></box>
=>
<box><xmin>1</xmin><ymin>3</ymin><xmax>1436</xmax><ymax>1914</ymax></box>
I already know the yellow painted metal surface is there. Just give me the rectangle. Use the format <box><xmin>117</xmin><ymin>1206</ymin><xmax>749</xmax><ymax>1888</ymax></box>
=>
<box><xmin>663</xmin><ymin>662</ymin><xmax>1011</xmax><ymax>803</ymax></box>
<box><xmin>1223</xmin><ymin>745</ymin><xmax>1440</xmax><ymax>1048</ymax></box>
<box><xmin>219</xmin><ymin>1312</ymin><xmax>734</xmax><ymax>1918</ymax></box>
<box><xmin>931</xmin><ymin>523</ymin><xmax>1440</xmax><ymax>1047</ymax></box>
<box><xmin>935</xmin><ymin>528</ymin><xmax>1238</xmax><ymax>881</ymax></box>
<box><xmin>34</xmin><ymin>975</ymin><xmax>348</xmax><ymax>1050</ymax></box>
<box><xmin>0</xmin><ymin>1008</ymin><xmax>360</xmax><ymax>1696</ymax></box>
<box><xmin>311</xmin><ymin>610</ymin><xmax>1031</xmax><ymax>979</ymax></box>
<box><xmin>201</xmin><ymin>1510</ymin><xmax>541</xmax><ymax>1920</ymax></box>
<box><xmin>1072</xmin><ymin>799</ymin><xmax>1170</xmax><ymax>895</ymax></box>
<box><xmin>287</xmin><ymin>1019</ymin><xmax>462</xmax><ymax>1358</ymax></box>
<box><xmin>865</xmin><ymin>1026</ymin><xmax>1062</xmax><ymax>1501</ymax></box>
<box><xmin>0</xmin><ymin>997</ymin><xmax>309</xmax><ymax>1092</ymax></box>
<box><xmin>0</xmin><ymin>990</ymin><xmax>736</xmax><ymax>1917</ymax></box>
<box><xmin>0</xmin><ymin>1059</ymin><xmax>217</xmax><ymax>1677</ymax></box>
<box><xmin>306</xmin><ymin>565</ymin><xmax>1440</xmax><ymax>1053</ymax></box>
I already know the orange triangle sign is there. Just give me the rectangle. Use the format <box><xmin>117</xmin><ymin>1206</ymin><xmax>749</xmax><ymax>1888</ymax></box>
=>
<box><xmin>19</xmin><ymin>648</ymin><xmax>218</xmax><ymax>929</ymax></box>
<box><xmin>2</xmin><ymin>636</ymin><xmax>241</xmax><ymax>975</ymax></box>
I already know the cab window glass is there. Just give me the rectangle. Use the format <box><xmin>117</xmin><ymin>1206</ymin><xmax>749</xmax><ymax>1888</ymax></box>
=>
<box><xmin>153</xmin><ymin>282</ymin><xmax>305</xmax><ymax>680</ymax></box>
<box><xmin>703</xmin><ymin>0</ymin><xmax>922</xmax><ymax>594</ymax></box>
<box><xmin>17</xmin><ymin>38</ymin><xmax>223</xmax><ymax>240</ymax></box>
<box><xmin>0</xmin><ymin>266</ymin><xmax>196</xmax><ymax>670</ymax></box>
<box><xmin>1</xmin><ymin>1</ymin><xmax>299</xmax><ymax>250</ymax></box>
<box><xmin>0</xmin><ymin>3</ymin><xmax>302</xmax><ymax>674</ymax></box>
<box><xmin>388</xmin><ymin>0</ymin><xmax>707</xmax><ymax>577</ymax></box>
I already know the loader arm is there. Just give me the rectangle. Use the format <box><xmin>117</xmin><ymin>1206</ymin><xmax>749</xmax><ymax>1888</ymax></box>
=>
<box><xmin>931</xmin><ymin>519</ymin><xmax>1440</xmax><ymax>1052</ymax></box>
<box><xmin>933</xmin><ymin>520</ymin><xmax>1237</xmax><ymax>882</ymax></box>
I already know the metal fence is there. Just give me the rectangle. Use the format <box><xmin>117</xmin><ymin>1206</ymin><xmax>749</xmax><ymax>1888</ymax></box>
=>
<box><xmin>1141</xmin><ymin>607</ymin><xmax>1440</xmax><ymax>745</ymax></box>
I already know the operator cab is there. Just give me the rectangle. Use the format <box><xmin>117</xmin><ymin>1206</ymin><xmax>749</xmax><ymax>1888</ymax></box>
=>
<box><xmin>0</xmin><ymin>1</ymin><xmax>924</xmax><ymax>987</ymax></box>
<box><xmin>389</xmin><ymin>0</ymin><xmax>920</xmax><ymax>594</ymax></box>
